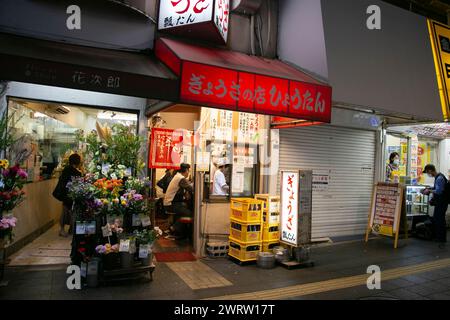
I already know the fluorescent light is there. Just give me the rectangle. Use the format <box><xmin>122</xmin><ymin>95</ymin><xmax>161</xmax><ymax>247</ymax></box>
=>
<box><xmin>97</xmin><ymin>111</ymin><xmax>137</xmax><ymax>122</ymax></box>
<box><xmin>34</xmin><ymin>112</ymin><xmax>48</xmax><ymax>118</ymax></box>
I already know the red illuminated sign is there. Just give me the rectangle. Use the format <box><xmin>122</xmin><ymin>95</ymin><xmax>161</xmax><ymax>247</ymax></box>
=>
<box><xmin>180</xmin><ymin>61</ymin><xmax>332</xmax><ymax>122</ymax></box>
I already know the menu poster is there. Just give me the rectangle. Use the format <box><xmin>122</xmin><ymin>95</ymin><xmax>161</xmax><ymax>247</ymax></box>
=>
<box><xmin>232</xmin><ymin>156</ymin><xmax>245</xmax><ymax>193</ymax></box>
<box><xmin>366</xmin><ymin>182</ymin><xmax>404</xmax><ymax>248</ymax></box>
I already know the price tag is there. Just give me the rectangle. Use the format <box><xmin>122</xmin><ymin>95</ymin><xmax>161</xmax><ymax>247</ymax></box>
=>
<box><xmin>75</xmin><ymin>222</ymin><xmax>86</xmax><ymax>235</ymax></box>
<box><xmin>102</xmin><ymin>224</ymin><xmax>112</xmax><ymax>237</ymax></box>
<box><xmin>132</xmin><ymin>214</ymin><xmax>142</xmax><ymax>227</ymax></box>
<box><xmin>139</xmin><ymin>244</ymin><xmax>149</xmax><ymax>258</ymax></box>
<box><xmin>119</xmin><ymin>239</ymin><xmax>130</xmax><ymax>252</ymax></box>
<box><xmin>85</xmin><ymin>221</ymin><xmax>96</xmax><ymax>235</ymax></box>
<box><xmin>140</xmin><ymin>214</ymin><xmax>151</xmax><ymax>227</ymax></box>
<box><xmin>80</xmin><ymin>262</ymin><xmax>87</xmax><ymax>278</ymax></box>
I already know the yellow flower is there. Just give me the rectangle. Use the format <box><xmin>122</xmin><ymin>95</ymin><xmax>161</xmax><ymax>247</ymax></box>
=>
<box><xmin>121</xmin><ymin>200</ymin><xmax>127</xmax><ymax>206</ymax></box>
<box><xmin>112</xmin><ymin>198</ymin><xmax>119</xmax><ymax>204</ymax></box>
<box><xmin>0</xmin><ymin>159</ymin><xmax>9</xmax><ymax>169</ymax></box>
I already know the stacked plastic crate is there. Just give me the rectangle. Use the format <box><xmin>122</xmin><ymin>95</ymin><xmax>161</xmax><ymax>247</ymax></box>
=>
<box><xmin>255</xmin><ymin>194</ymin><xmax>281</xmax><ymax>252</ymax></box>
<box><xmin>228</xmin><ymin>198</ymin><xmax>263</xmax><ymax>263</ymax></box>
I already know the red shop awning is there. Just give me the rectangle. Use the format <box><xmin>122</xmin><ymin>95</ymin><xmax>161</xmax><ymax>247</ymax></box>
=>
<box><xmin>155</xmin><ymin>37</ymin><xmax>332</xmax><ymax>123</ymax></box>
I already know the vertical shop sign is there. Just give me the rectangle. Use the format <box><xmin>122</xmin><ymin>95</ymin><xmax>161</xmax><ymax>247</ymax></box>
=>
<box><xmin>428</xmin><ymin>20</ymin><xmax>450</xmax><ymax>121</ymax></box>
<box><xmin>280</xmin><ymin>171</ymin><xmax>299</xmax><ymax>246</ymax></box>
<box><xmin>158</xmin><ymin>0</ymin><xmax>230</xmax><ymax>43</ymax></box>
<box><xmin>214</xmin><ymin>0</ymin><xmax>229</xmax><ymax>42</ymax></box>
<box><xmin>158</xmin><ymin>0</ymin><xmax>213</xmax><ymax>30</ymax></box>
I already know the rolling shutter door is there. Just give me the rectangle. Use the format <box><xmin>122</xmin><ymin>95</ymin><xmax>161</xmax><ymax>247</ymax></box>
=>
<box><xmin>278</xmin><ymin>125</ymin><xmax>376</xmax><ymax>239</ymax></box>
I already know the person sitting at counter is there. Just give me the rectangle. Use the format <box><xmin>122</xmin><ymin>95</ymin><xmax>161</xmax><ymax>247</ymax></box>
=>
<box><xmin>163</xmin><ymin>163</ymin><xmax>194</xmax><ymax>239</ymax></box>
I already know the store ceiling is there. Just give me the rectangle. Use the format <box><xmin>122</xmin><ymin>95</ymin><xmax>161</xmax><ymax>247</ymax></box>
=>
<box><xmin>382</xmin><ymin>0</ymin><xmax>448</xmax><ymax>23</ymax></box>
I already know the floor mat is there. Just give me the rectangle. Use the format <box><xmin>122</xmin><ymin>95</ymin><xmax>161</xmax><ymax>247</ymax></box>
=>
<box><xmin>154</xmin><ymin>251</ymin><xmax>197</xmax><ymax>262</ymax></box>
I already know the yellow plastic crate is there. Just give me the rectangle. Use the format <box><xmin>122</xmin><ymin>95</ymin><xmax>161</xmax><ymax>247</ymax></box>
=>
<box><xmin>228</xmin><ymin>238</ymin><xmax>261</xmax><ymax>262</ymax></box>
<box><xmin>229</xmin><ymin>218</ymin><xmax>262</xmax><ymax>242</ymax></box>
<box><xmin>262</xmin><ymin>224</ymin><xmax>280</xmax><ymax>242</ymax></box>
<box><xmin>263</xmin><ymin>211</ymin><xmax>280</xmax><ymax>225</ymax></box>
<box><xmin>255</xmin><ymin>194</ymin><xmax>280</xmax><ymax>212</ymax></box>
<box><xmin>262</xmin><ymin>240</ymin><xmax>281</xmax><ymax>253</ymax></box>
<box><xmin>230</xmin><ymin>198</ymin><xmax>263</xmax><ymax>222</ymax></box>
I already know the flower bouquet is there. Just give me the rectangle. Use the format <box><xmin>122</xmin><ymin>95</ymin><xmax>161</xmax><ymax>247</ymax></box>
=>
<box><xmin>0</xmin><ymin>161</ymin><xmax>27</xmax><ymax>244</ymax></box>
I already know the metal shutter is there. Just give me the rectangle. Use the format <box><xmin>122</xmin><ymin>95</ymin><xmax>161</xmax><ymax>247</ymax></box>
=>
<box><xmin>278</xmin><ymin>125</ymin><xmax>376</xmax><ymax>239</ymax></box>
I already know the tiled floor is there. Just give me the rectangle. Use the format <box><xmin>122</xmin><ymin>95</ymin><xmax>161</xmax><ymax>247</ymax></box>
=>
<box><xmin>166</xmin><ymin>260</ymin><xmax>233</xmax><ymax>290</ymax></box>
<box><xmin>8</xmin><ymin>225</ymin><xmax>71</xmax><ymax>266</ymax></box>
<box><xmin>2</xmin><ymin>232</ymin><xmax>450</xmax><ymax>300</ymax></box>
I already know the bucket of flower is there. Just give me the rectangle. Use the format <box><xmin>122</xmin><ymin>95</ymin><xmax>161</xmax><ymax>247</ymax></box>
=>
<box><xmin>134</xmin><ymin>227</ymin><xmax>163</xmax><ymax>266</ymax></box>
<box><xmin>95</xmin><ymin>243</ymin><xmax>120</xmax><ymax>271</ymax></box>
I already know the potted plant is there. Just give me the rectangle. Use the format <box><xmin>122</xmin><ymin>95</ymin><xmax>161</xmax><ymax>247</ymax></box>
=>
<box><xmin>134</xmin><ymin>227</ymin><xmax>163</xmax><ymax>266</ymax></box>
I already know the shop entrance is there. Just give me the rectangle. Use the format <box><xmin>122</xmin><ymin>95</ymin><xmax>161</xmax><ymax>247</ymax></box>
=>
<box><xmin>149</xmin><ymin>104</ymin><xmax>264</xmax><ymax>260</ymax></box>
<box><xmin>4</xmin><ymin>96</ymin><xmax>140</xmax><ymax>266</ymax></box>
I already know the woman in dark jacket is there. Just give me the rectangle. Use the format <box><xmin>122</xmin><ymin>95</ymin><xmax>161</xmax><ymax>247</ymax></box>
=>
<box><xmin>53</xmin><ymin>153</ymin><xmax>82</xmax><ymax>237</ymax></box>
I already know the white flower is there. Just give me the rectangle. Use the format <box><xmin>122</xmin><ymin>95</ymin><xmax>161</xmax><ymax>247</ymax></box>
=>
<box><xmin>110</xmin><ymin>173</ymin><xmax>117</xmax><ymax>180</ymax></box>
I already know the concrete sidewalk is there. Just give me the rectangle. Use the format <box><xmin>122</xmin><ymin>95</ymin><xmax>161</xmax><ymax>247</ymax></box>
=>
<box><xmin>1</xmin><ymin>234</ymin><xmax>450</xmax><ymax>300</ymax></box>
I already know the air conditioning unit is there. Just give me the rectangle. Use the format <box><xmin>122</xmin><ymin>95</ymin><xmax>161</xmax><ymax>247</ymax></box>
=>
<box><xmin>47</xmin><ymin>104</ymin><xmax>70</xmax><ymax>115</ymax></box>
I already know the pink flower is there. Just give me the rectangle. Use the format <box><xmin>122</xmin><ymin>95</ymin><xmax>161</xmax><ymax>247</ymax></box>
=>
<box><xmin>17</xmin><ymin>169</ymin><xmax>28</xmax><ymax>179</ymax></box>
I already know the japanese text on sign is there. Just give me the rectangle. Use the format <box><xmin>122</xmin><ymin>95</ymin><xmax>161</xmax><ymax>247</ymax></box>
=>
<box><xmin>159</xmin><ymin>0</ymin><xmax>213</xmax><ymax>29</ymax></box>
<box><xmin>180</xmin><ymin>62</ymin><xmax>332</xmax><ymax>122</ymax></box>
<box><xmin>281</xmin><ymin>171</ymin><xmax>299</xmax><ymax>245</ymax></box>
<box><xmin>149</xmin><ymin>128</ymin><xmax>193</xmax><ymax>169</ymax></box>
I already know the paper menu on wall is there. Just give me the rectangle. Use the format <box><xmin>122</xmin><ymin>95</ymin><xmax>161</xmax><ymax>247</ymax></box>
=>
<box><xmin>232</xmin><ymin>158</ymin><xmax>245</xmax><ymax>193</ymax></box>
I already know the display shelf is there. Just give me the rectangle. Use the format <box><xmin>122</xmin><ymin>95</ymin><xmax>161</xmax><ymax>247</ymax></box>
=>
<box><xmin>100</xmin><ymin>263</ymin><xmax>155</xmax><ymax>283</ymax></box>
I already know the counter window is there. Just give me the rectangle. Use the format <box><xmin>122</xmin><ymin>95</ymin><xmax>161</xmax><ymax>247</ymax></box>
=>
<box><xmin>206</xmin><ymin>141</ymin><xmax>258</xmax><ymax>201</ymax></box>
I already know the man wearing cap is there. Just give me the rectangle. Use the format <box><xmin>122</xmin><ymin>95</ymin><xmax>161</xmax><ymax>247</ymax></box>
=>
<box><xmin>213</xmin><ymin>158</ymin><xmax>230</xmax><ymax>196</ymax></box>
<box><xmin>421</xmin><ymin>164</ymin><xmax>448</xmax><ymax>248</ymax></box>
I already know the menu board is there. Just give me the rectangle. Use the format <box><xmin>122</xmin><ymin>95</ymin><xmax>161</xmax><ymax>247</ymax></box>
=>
<box><xmin>366</xmin><ymin>183</ymin><xmax>404</xmax><ymax>248</ymax></box>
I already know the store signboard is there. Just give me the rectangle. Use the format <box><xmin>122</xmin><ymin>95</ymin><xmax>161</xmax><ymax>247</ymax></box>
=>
<box><xmin>149</xmin><ymin>128</ymin><xmax>192</xmax><ymax>169</ymax></box>
<box><xmin>158</xmin><ymin>0</ymin><xmax>229</xmax><ymax>43</ymax></box>
<box><xmin>366</xmin><ymin>183</ymin><xmax>404</xmax><ymax>248</ymax></box>
<box><xmin>428</xmin><ymin>19</ymin><xmax>450</xmax><ymax>121</ymax></box>
<box><xmin>280</xmin><ymin>171</ymin><xmax>299</xmax><ymax>246</ymax></box>
<box><xmin>180</xmin><ymin>61</ymin><xmax>332</xmax><ymax>122</ymax></box>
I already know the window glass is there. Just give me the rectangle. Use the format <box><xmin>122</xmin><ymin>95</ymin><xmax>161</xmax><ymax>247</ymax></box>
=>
<box><xmin>7</xmin><ymin>99</ymin><xmax>138</xmax><ymax>182</ymax></box>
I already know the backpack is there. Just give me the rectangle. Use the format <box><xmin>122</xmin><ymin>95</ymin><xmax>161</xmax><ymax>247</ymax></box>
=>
<box><xmin>52</xmin><ymin>177</ymin><xmax>66</xmax><ymax>202</ymax></box>
<box><xmin>436</xmin><ymin>174</ymin><xmax>450</xmax><ymax>205</ymax></box>
<box><xmin>414</xmin><ymin>219</ymin><xmax>434</xmax><ymax>241</ymax></box>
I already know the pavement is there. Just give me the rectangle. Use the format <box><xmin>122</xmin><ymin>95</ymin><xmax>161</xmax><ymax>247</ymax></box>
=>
<box><xmin>1</xmin><ymin>233</ymin><xmax>450</xmax><ymax>300</ymax></box>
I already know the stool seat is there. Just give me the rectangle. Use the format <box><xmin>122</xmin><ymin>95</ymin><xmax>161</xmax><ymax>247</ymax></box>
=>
<box><xmin>179</xmin><ymin>217</ymin><xmax>193</xmax><ymax>224</ymax></box>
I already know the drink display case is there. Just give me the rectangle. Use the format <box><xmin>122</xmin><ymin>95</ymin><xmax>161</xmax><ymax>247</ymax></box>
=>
<box><xmin>405</xmin><ymin>185</ymin><xmax>430</xmax><ymax>231</ymax></box>
<box><xmin>405</xmin><ymin>185</ymin><xmax>430</xmax><ymax>216</ymax></box>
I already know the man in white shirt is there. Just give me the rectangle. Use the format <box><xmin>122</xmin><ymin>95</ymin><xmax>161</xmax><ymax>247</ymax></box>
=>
<box><xmin>163</xmin><ymin>163</ymin><xmax>193</xmax><ymax>239</ymax></box>
<box><xmin>213</xmin><ymin>160</ymin><xmax>229</xmax><ymax>196</ymax></box>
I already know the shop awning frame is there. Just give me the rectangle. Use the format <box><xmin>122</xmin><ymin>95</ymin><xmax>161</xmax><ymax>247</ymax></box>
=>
<box><xmin>0</xmin><ymin>32</ymin><xmax>179</xmax><ymax>101</ymax></box>
<box><xmin>155</xmin><ymin>37</ymin><xmax>332</xmax><ymax>123</ymax></box>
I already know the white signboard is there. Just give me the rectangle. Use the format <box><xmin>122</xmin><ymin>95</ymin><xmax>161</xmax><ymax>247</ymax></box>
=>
<box><xmin>280</xmin><ymin>171</ymin><xmax>299</xmax><ymax>246</ymax></box>
<box><xmin>214</xmin><ymin>0</ymin><xmax>230</xmax><ymax>43</ymax></box>
<box><xmin>158</xmin><ymin>0</ymin><xmax>214</xmax><ymax>30</ymax></box>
